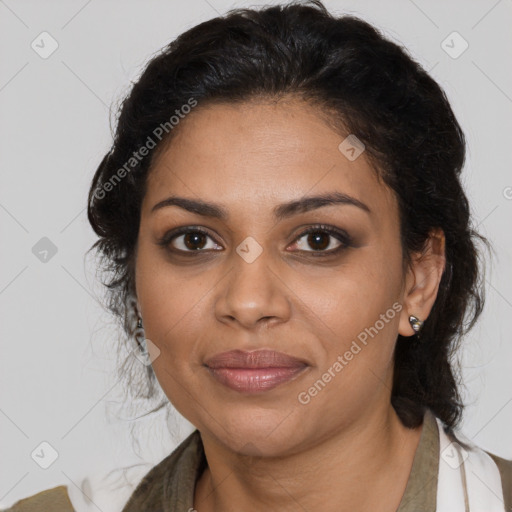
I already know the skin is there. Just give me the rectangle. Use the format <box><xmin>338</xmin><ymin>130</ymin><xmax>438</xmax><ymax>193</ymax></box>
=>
<box><xmin>134</xmin><ymin>96</ymin><xmax>446</xmax><ymax>512</ymax></box>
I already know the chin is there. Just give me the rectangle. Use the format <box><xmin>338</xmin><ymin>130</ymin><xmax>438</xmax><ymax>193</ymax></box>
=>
<box><xmin>202</xmin><ymin>408</ymin><xmax>304</xmax><ymax>457</ymax></box>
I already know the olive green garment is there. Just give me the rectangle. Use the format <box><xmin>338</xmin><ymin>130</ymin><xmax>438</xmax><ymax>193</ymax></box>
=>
<box><xmin>3</xmin><ymin>408</ymin><xmax>512</xmax><ymax>511</ymax></box>
<box><xmin>0</xmin><ymin>485</ymin><xmax>75</xmax><ymax>512</ymax></box>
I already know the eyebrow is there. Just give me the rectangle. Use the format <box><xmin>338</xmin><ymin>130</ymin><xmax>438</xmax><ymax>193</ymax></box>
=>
<box><xmin>150</xmin><ymin>191</ymin><xmax>371</xmax><ymax>220</ymax></box>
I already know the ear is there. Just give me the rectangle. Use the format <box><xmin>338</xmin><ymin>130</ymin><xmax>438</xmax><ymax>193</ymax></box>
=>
<box><xmin>398</xmin><ymin>228</ymin><xmax>446</xmax><ymax>337</ymax></box>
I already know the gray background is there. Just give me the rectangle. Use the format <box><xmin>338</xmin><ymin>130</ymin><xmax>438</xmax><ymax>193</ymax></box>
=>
<box><xmin>1</xmin><ymin>0</ymin><xmax>511</xmax><ymax>510</ymax></box>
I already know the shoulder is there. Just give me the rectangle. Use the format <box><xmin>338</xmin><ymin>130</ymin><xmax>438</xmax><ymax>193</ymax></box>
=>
<box><xmin>487</xmin><ymin>451</ymin><xmax>512</xmax><ymax>512</ymax></box>
<box><xmin>452</xmin><ymin>429</ymin><xmax>512</xmax><ymax>512</ymax></box>
<box><xmin>1</xmin><ymin>485</ymin><xmax>76</xmax><ymax>512</ymax></box>
<box><xmin>436</xmin><ymin>413</ymin><xmax>512</xmax><ymax>511</ymax></box>
<box><xmin>450</xmin><ymin>426</ymin><xmax>512</xmax><ymax>509</ymax></box>
<box><xmin>1</xmin><ymin>431</ymin><xmax>204</xmax><ymax>512</ymax></box>
<box><xmin>121</xmin><ymin>428</ymin><xmax>204</xmax><ymax>511</ymax></box>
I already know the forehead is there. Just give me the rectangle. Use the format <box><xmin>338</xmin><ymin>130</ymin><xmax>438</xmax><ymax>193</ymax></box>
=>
<box><xmin>143</xmin><ymin>99</ymin><xmax>396</xmax><ymax>221</ymax></box>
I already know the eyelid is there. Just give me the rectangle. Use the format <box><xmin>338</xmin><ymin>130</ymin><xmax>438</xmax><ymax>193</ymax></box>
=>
<box><xmin>156</xmin><ymin>225</ymin><xmax>222</xmax><ymax>252</ymax></box>
<box><xmin>288</xmin><ymin>224</ymin><xmax>353</xmax><ymax>255</ymax></box>
<box><xmin>157</xmin><ymin>223</ymin><xmax>353</xmax><ymax>255</ymax></box>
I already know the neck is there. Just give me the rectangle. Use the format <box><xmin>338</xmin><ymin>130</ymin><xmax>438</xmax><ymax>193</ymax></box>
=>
<box><xmin>194</xmin><ymin>404</ymin><xmax>423</xmax><ymax>512</ymax></box>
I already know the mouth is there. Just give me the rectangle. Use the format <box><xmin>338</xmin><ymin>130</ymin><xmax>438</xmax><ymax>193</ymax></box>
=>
<box><xmin>204</xmin><ymin>349</ymin><xmax>309</xmax><ymax>393</ymax></box>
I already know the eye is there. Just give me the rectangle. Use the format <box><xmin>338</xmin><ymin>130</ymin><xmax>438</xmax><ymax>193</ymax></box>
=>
<box><xmin>157</xmin><ymin>226</ymin><xmax>222</xmax><ymax>253</ymax></box>
<box><xmin>157</xmin><ymin>224</ymin><xmax>353</xmax><ymax>257</ymax></box>
<box><xmin>290</xmin><ymin>225</ymin><xmax>352</xmax><ymax>255</ymax></box>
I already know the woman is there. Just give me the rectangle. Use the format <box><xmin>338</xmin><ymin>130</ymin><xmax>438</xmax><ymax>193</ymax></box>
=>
<box><xmin>5</xmin><ymin>1</ymin><xmax>511</xmax><ymax>511</ymax></box>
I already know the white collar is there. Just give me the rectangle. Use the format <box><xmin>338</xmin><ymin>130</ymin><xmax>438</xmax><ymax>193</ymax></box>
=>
<box><xmin>436</xmin><ymin>416</ymin><xmax>506</xmax><ymax>511</ymax></box>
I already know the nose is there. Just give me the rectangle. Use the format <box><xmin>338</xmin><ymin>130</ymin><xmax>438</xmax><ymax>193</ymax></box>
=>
<box><xmin>214</xmin><ymin>250</ymin><xmax>291</xmax><ymax>331</ymax></box>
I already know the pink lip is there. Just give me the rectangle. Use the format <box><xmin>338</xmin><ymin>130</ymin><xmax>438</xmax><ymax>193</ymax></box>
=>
<box><xmin>204</xmin><ymin>349</ymin><xmax>309</xmax><ymax>393</ymax></box>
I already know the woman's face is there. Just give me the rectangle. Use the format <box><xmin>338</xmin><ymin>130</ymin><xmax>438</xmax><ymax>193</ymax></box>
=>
<box><xmin>135</xmin><ymin>98</ymin><xmax>412</xmax><ymax>456</ymax></box>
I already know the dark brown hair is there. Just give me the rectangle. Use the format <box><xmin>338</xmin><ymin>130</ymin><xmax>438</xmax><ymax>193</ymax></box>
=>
<box><xmin>87</xmin><ymin>0</ymin><xmax>489</xmax><ymax>432</ymax></box>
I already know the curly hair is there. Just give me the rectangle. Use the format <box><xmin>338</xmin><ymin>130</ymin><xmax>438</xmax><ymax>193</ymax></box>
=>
<box><xmin>87</xmin><ymin>0</ymin><xmax>489</xmax><ymax>433</ymax></box>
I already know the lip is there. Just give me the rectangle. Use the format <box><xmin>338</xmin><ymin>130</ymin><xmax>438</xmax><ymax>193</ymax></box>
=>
<box><xmin>204</xmin><ymin>349</ymin><xmax>309</xmax><ymax>393</ymax></box>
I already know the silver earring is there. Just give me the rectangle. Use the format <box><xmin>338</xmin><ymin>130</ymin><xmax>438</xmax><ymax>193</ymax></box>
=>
<box><xmin>135</xmin><ymin>317</ymin><xmax>145</xmax><ymax>350</ymax></box>
<box><xmin>409</xmin><ymin>315</ymin><xmax>424</xmax><ymax>334</ymax></box>
<box><xmin>133</xmin><ymin>316</ymin><xmax>154</xmax><ymax>366</ymax></box>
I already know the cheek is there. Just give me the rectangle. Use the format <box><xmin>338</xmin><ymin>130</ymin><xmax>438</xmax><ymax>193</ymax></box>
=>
<box><xmin>136</xmin><ymin>239</ymin><xmax>217</xmax><ymax>331</ymax></box>
<box><xmin>298</xmin><ymin>253</ymin><xmax>402</xmax><ymax>338</ymax></box>
<box><xmin>135</xmin><ymin>250</ymin><xmax>210</xmax><ymax>417</ymax></box>
<box><xmin>294</xmin><ymin>266</ymin><xmax>402</xmax><ymax>424</ymax></box>
<box><xmin>134</xmin><ymin>247</ymin><xmax>208</xmax><ymax>367</ymax></box>
<box><xmin>294</xmin><ymin>248</ymin><xmax>404</xmax><ymax>400</ymax></box>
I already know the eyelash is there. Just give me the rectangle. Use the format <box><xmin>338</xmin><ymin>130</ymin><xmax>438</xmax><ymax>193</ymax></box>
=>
<box><xmin>156</xmin><ymin>224</ymin><xmax>353</xmax><ymax>258</ymax></box>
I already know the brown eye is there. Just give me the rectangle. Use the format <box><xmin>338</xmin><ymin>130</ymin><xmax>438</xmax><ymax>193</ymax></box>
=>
<box><xmin>158</xmin><ymin>227</ymin><xmax>223</xmax><ymax>253</ymax></box>
<box><xmin>305</xmin><ymin>232</ymin><xmax>331</xmax><ymax>251</ymax></box>
<box><xmin>182</xmin><ymin>232</ymin><xmax>208</xmax><ymax>250</ymax></box>
<box><xmin>291</xmin><ymin>225</ymin><xmax>352</xmax><ymax>255</ymax></box>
